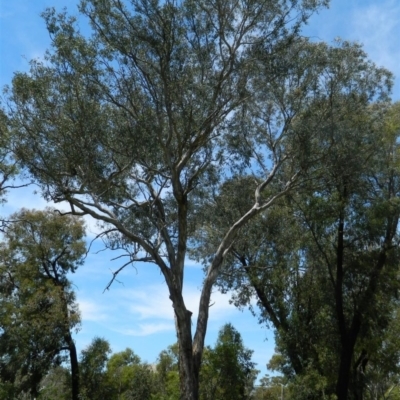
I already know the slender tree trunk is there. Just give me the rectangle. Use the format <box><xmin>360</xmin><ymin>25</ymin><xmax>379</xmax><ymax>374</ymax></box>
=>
<box><xmin>57</xmin><ymin>288</ymin><xmax>80</xmax><ymax>400</ymax></box>
<box><xmin>169</xmin><ymin>277</ymin><xmax>200</xmax><ymax>400</ymax></box>
<box><xmin>30</xmin><ymin>372</ymin><xmax>41</xmax><ymax>400</ymax></box>
<box><xmin>65</xmin><ymin>332</ymin><xmax>80</xmax><ymax>400</ymax></box>
<box><xmin>336</xmin><ymin>341</ymin><xmax>353</xmax><ymax>400</ymax></box>
<box><xmin>335</xmin><ymin>203</ymin><xmax>353</xmax><ymax>400</ymax></box>
<box><xmin>336</xmin><ymin>325</ymin><xmax>362</xmax><ymax>400</ymax></box>
<box><xmin>43</xmin><ymin>273</ymin><xmax>81</xmax><ymax>400</ymax></box>
<box><xmin>175</xmin><ymin>308</ymin><xmax>199</xmax><ymax>400</ymax></box>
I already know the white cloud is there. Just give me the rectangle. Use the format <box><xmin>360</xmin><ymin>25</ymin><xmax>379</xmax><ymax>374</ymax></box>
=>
<box><xmin>114</xmin><ymin>322</ymin><xmax>174</xmax><ymax>337</ymax></box>
<box><xmin>351</xmin><ymin>0</ymin><xmax>400</xmax><ymax>76</ymax></box>
<box><xmin>304</xmin><ymin>0</ymin><xmax>400</xmax><ymax>99</ymax></box>
<box><xmin>78</xmin><ymin>299</ymin><xmax>110</xmax><ymax>322</ymax></box>
<box><xmin>114</xmin><ymin>283</ymin><xmax>237</xmax><ymax>323</ymax></box>
<box><xmin>126</xmin><ymin>287</ymin><xmax>175</xmax><ymax>320</ymax></box>
<box><xmin>74</xmin><ymin>280</ymin><xmax>240</xmax><ymax>338</ymax></box>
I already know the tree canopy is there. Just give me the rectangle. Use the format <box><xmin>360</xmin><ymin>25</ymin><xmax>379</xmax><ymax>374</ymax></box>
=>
<box><xmin>0</xmin><ymin>110</ymin><xmax>24</xmax><ymax>227</ymax></box>
<box><xmin>199</xmin><ymin>101</ymin><xmax>400</xmax><ymax>399</ymax></box>
<box><xmin>200</xmin><ymin>323</ymin><xmax>257</xmax><ymax>400</ymax></box>
<box><xmin>0</xmin><ymin>208</ymin><xmax>86</xmax><ymax>399</ymax></box>
<box><xmin>2</xmin><ymin>0</ymin><xmax>396</xmax><ymax>398</ymax></box>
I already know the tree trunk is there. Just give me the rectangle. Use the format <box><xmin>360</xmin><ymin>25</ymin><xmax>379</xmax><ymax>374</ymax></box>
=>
<box><xmin>176</xmin><ymin>311</ymin><xmax>199</xmax><ymax>400</ymax></box>
<box><xmin>336</xmin><ymin>309</ymin><xmax>363</xmax><ymax>400</ymax></box>
<box><xmin>335</xmin><ymin>205</ymin><xmax>353</xmax><ymax>400</ymax></box>
<box><xmin>174</xmin><ymin>302</ymin><xmax>199</xmax><ymax>400</ymax></box>
<box><xmin>336</xmin><ymin>342</ymin><xmax>353</xmax><ymax>400</ymax></box>
<box><xmin>65</xmin><ymin>332</ymin><xmax>80</xmax><ymax>400</ymax></box>
<box><xmin>55</xmin><ymin>284</ymin><xmax>80</xmax><ymax>400</ymax></box>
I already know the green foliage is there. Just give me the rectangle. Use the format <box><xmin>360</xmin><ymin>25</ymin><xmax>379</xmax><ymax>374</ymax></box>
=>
<box><xmin>252</xmin><ymin>375</ymin><xmax>288</xmax><ymax>400</ymax></box>
<box><xmin>106</xmin><ymin>348</ymin><xmax>155</xmax><ymax>399</ymax></box>
<box><xmin>79</xmin><ymin>339</ymin><xmax>159</xmax><ymax>400</ymax></box>
<box><xmin>203</xmin><ymin>101</ymin><xmax>400</xmax><ymax>399</ymax></box>
<box><xmin>38</xmin><ymin>366</ymin><xmax>71</xmax><ymax>400</ymax></box>
<box><xmin>3</xmin><ymin>0</ymin><xmax>396</xmax><ymax>397</ymax></box>
<box><xmin>0</xmin><ymin>109</ymin><xmax>18</xmax><ymax>207</ymax></box>
<box><xmin>153</xmin><ymin>344</ymin><xmax>180</xmax><ymax>400</ymax></box>
<box><xmin>0</xmin><ymin>208</ymin><xmax>85</xmax><ymax>398</ymax></box>
<box><xmin>200</xmin><ymin>324</ymin><xmax>258</xmax><ymax>400</ymax></box>
<box><xmin>0</xmin><ymin>379</ymin><xmax>15</xmax><ymax>400</ymax></box>
<box><xmin>79</xmin><ymin>337</ymin><xmax>113</xmax><ymax>400</ymax></box>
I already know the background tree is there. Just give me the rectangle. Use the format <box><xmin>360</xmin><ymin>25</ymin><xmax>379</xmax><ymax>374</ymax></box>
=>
<box><xmin>0</xmin><ymin>111</ymin><xmax>16</xmax><ymax>203</ymax></box>
<box><xmin>153</xmin><ymin>344</ymin><xmax>180</xmax><ymax>400</ymax></box>
<box><xmin>0</xmin><ymin>208</ymin><xmax>85</xmax><ymax>399</ymax></box>
<box><xmin>106</xmin><ymin>348</ymin><xmax>155</xmax><ymax>399</ymax></box>
<box><xmin>79</xmin><ymin>340</ymin><xmax>159</xmax><ymax>400</ymax></box>
<box><xmin>4</xmin><ymin>0</ymin><xmax>336</xmax><ymax>398</ymax></box>
<box><xmin>0</xmin><ymin>109</ymin><xmax>27</xmax><ymax>230</ymax></box>
<box><xmin>198</xmin><ymin>97</ymin><xmax>400</xmax><ymax>400</ymax></box>
<box><xmin>359</xmin><ymin>306</ymin><xmax>400</xmax><ymax>400</ymax></box>
<box><xmin>79</xmin><ymin>337</ymin><xmax>113</xmax><ymax>400</ymax></box>
<box><xmin>199</xmin><ymin>323</ymin><xmax>257</xmax><ymax>400</ymax></box>
<box><xmin>38</xmin><ymin>365</ymin><xmax>72</xmax><ymax>400</ymax></box>
<box><xmin>252</xmin><ymin>375</ymin><xmax>288</xmax><ymax>400</ymax></box>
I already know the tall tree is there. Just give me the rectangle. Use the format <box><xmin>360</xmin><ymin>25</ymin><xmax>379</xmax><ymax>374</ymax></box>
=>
<box><xmin>0</xmin><ymin>208</ymin><xmax>85</xmax><ymax>399</ymax></box>
<box><xmin>6</xmin><ymin>1</ymin><xmax>394</xmax><ymax>398</ymax></box>
<box><xmin>200</xmin><ymin>101</ymin><xmax>400</xmax><ymax>400</ymax></box>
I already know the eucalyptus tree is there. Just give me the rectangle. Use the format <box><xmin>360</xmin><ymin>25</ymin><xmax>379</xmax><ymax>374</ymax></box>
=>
<box><xmin>0</xmin><ymin>208</ymin><xmax>85</xmax><ymax>399</ymax></box>
<box><xmin>79</xmin><ymin>337</ymin><xmax>113</xmax><ymax>400</ymax></box>
<box><xmin>106</xmin><ymin>348</ymin><xmax>155</xmax><ymax>400</ymax></box>
<box><xmin>153</xmin><ymin>344</ymin><xmax>180</xmax><ymax>400</ymax></box>
<box><xmin>0</xmin><ymin>110</ymin><xmax>23</xmax><ymax>225</ymax></box>
<box><xmin>4</xmin><ymin>0</ymin><xmax>380</xmax><ymax>398</ymax></box>
<box><xmin>38</xmin><ymin>366</ymin><xmax>72</xmax><ymax>400</ymax></box>
<box><xmin>200</xmin><ymin>323</ymin><xmax>257</xmax><ymax>400</ymax></box>
<box><xmin>196</xmin><ymin>94</ymin><xmax>400</xmax><ymax>400</ymax></box>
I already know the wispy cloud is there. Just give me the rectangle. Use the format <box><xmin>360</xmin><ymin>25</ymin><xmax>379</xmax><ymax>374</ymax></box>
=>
<box><xmin>76</xmin><ymin>282</ymin><xmax>240</xmax><ymax>338</ymax></box>
<box><xmin>114</xmin><ymin>322</ymin><xmax>174</xmax><ymax>337</ymax></box>
<box><xmin>78</xmin><ymin>299</ymin><xmax>110</xmax><ymax>322</ymax></box>
<box><xmin>126</xmin><ymin>287</ymin><xmax>174</xmax><ymax>320</ymax></box>
<box><xmin>350</xmin><ymin>0</ymin><xmax>400</xmax><ymax>76</ymax></box>
<box><xmin>116</xmin><ymin>283</ymin><xmax>236</xmax><ymax>323</ymax></box>
<box><xmin>304</xmin><ymin>0</ymin><xmax>400</xmax><ymax>99</ymax></box>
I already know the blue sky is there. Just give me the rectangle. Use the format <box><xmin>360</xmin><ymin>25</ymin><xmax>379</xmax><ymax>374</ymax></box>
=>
<box><xmin>1</xmin><ymin>0</ymin><xmax>400</xmax><ymax>380</ymax></box>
